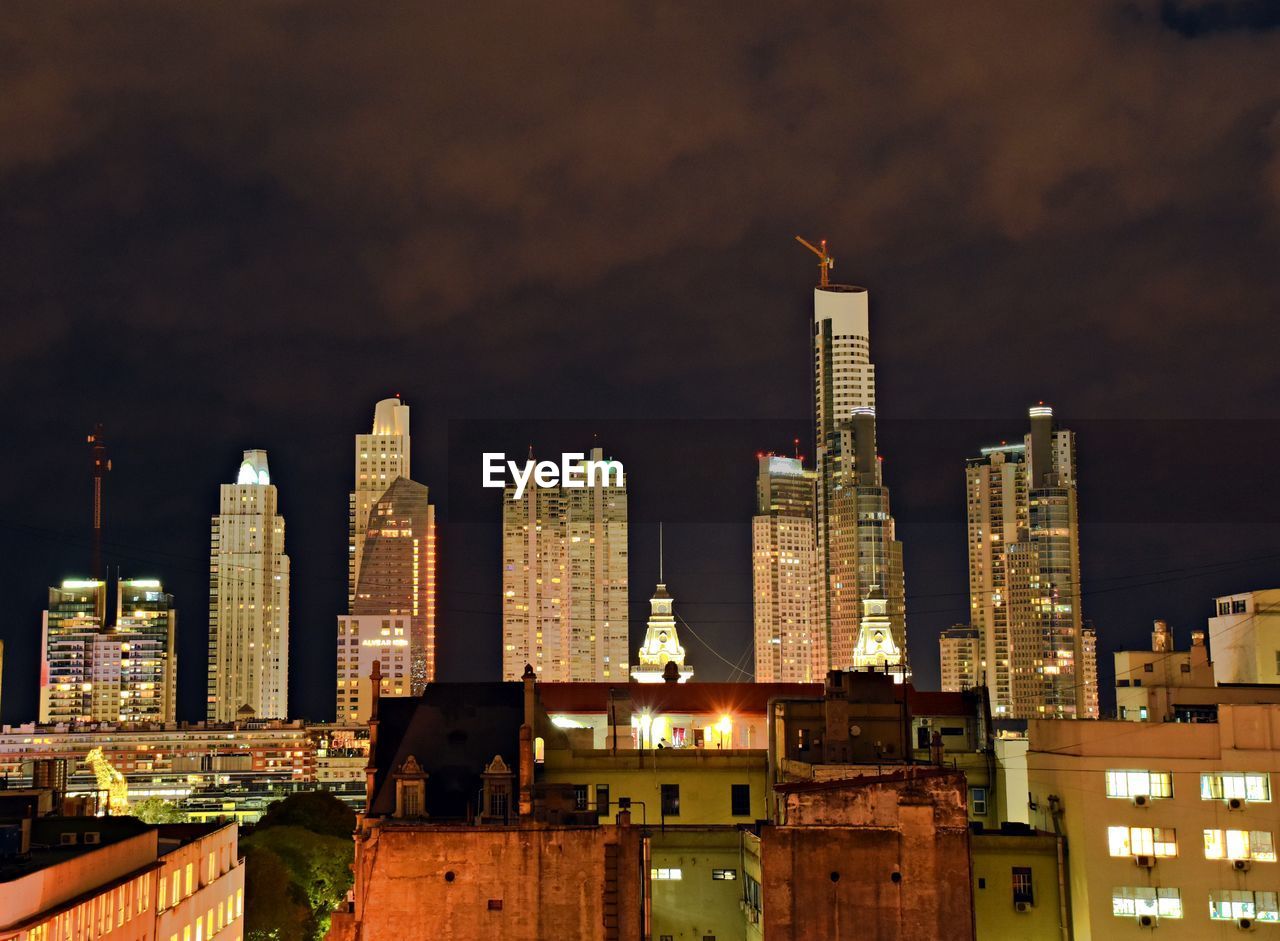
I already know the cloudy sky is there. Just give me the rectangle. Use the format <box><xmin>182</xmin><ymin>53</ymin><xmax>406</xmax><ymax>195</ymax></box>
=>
<box><xmin>2</xmin><ymin>2</ymin><xmax>1278</xmax><ymax>723</ymax></box>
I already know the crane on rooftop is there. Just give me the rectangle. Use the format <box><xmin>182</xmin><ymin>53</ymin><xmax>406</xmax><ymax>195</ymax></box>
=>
<box><xmin>795</xmin><ymin>236</ymin><xmax>834</xmax><ymax>288</ymax></box>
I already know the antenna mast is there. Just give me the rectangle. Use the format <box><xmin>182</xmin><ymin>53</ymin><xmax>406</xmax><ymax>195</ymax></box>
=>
<box><xmin>88</xmin><ymin>424</ymin><xmax>111</xmax><ymax>582</ymax></box>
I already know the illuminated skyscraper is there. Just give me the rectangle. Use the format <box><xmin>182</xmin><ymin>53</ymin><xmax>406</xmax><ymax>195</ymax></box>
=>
<box><xmin>40</xmin><ymin>577</ymin><xmax>176</xmax><ymax>723</ymax></box>
<box><xmin>336</xmin><ymin>477</ymin><xmax>436</xmax><ymax>722</ymax></box>
<box><xmin>966</xmin><ymin>405</ymin><xmax>1095</xmax><ymax>718</ymax></box>
<box><xmin>351</xmin><ymin>398</ymin><xmax>412</xmax><ymax>610</ymax></box>
<box><xmin>207</xmin><ymin>449</ymin><xmax>290</xmax><ymax>722</ymax></box>
<box><xmin>336</xmin><ymin>399</ymin><xmax>435</xmax><ymax>722</ymax></box>
<box><xmin>751</xmin><ymin>455</ymin><xmax>822</xmax><ymax>682</ymax></box>
<box><xmin>501</xmin><ymin>447</ymin><xmax>628</xmax><ymax>681</ymax></box>
<box><xmin>811</xmin><ymin>282</ymin><xmax>905</xmax><ymax>670</ymax></box>
<box><xmin>938</xmin><ymin>625</ymin><xmax>981</xmax><ymax>692</ymax></box>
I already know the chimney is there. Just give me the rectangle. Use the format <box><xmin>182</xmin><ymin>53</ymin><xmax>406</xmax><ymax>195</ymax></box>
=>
<box><xmin>519</xmin><ymin>663</ymin><xmax>536</xmax><ymax>818</ymax></box>
<box><xmin>1152</xmin><ymin>620</ymin><xmax>1171</xmax><ymax>653</ymax></box>
<box><xmin>364</xmin><ymin>661</ymin><xmax>382</xmax><ymax>810</ymax></box>
<box><xmin>1191</xmin><ymin>630</ymin><xmax>1209</xmax><ymax>669</ymax></box>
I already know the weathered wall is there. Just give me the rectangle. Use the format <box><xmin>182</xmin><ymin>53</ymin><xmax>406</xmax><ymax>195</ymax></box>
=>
<box><xmin>331</xmin><ymin>822</ymin><xmax>643</xmax><ymax>941</ymax></box>
<box><xmin>763</xmin><ymin>772</ymin><xmax>974</xmax><ymax>941</ymax></box>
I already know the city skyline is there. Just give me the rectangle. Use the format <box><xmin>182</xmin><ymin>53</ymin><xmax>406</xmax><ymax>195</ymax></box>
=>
<box><xmin>4</xmin><ymin>6</ymin><xmax>1280</xmax><ymax>725</ymax></box>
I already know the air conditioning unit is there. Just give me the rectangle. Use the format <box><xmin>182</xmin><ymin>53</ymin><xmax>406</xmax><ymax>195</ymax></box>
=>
<box><xmin>58</xmin><ymin>833</ymin><xmax>77</xmax><ymax>846</ymax></box>
<box><xmin>1238</xmin><ymin>916</ymin><xmax>1255</xmax><ymax>930</ymax></box>
<box><xmin>83</xmin><ymin>832</ymin><xmax>101</xmax><ymax>845</ymax></box>
<box><xmin>1014</xmin><ymin>902</ymin><xmax>1031</xmax><ymax>913</ymax></box>
<box><xmin>1133</xmin><ymin>794</ymin><xmax>1150</xmax><ymax>807</ymax></box>
<box><xmin>1228</xmin><ymin>797</ymin><xmax>1245</xmax><ymax>811</ymax></box>
<box><xmin>1233</xmin><ymin>858</ymin><xmax>1251</xmax><ymax>872</ymax></box>
<box><xmin>1134</xmin><ymin>855</ymin><xmax>1155</xmax><ymax>868</ymax></box>
<box><xmin>1138</xmin><ymin>914</ymin><xmax>1156</xmax><ymax>928</ymax></box>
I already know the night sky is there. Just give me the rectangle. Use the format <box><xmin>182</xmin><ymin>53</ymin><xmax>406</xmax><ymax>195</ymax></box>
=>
<box><xmin>3</xmin><ymin>3</ymin><xmax>1280</xmax><ymax>725</ymax></box>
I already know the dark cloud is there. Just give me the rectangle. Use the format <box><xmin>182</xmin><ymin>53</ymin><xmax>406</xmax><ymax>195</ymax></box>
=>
<box><xmin>1</xmin><ymin>2</ymin><xmax>1279</xmax><ymax>722</ymax></box>
<box><xmin>1161</xmin><ymin>0</ymin><xmax>1280</xmax><ymax>37</ymax></box>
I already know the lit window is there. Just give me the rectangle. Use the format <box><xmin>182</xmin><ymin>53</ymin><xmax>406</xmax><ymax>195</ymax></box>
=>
<box><xmin>1105</xmin><ymin>770</ymin><xmax>1172</xmax><ymax>799</ymax></box>
<box><xmin>651</xmin><ymin>868</ymin><xmax>683</xmax><ymax>880</ymax></box>
<box><xmin>1113</xmin><ymin>886</ymin><xmax>1182</xmax><ymax>918</ymax></box>
<box><xmin>1204</xmin><ymin>830</ymin><xmax>1276</xmax><ymax>861</ymax></box>
<box><xmin>1202</xmin><ymin>773</ymin><xmax>1271</xmax><ymax>802</ymax></box>
<box><xmin>1210</xmin><ymin>890</ymin><xmax>1279</xmax><ymax>921</ymax></box>
<box><xmin>1108</xmin><ymin>826</ymin><xmax>1177</xmax><ymax>857</ymax></box>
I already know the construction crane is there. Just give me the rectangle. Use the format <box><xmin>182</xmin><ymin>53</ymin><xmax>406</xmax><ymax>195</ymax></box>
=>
<box><xmin>86</xmin><ymin>747</ymin><xmax>129</xmax><ymax>816</ymax></box>
<box><xmin>795</xmin><ymin>236</ymin><xmax>835</xmax><ymax>288</ymax></box>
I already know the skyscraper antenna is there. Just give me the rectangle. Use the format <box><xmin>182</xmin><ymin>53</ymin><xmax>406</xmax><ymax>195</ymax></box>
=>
<box><xmin>659</xmin><ymin>522</ymin><xmax>664</xmax><ymax>583</ymax></box>
<box><xmin>88</xmin><ymin>424</ymin><xmax>111</xmax><ymax>582</ymax></box>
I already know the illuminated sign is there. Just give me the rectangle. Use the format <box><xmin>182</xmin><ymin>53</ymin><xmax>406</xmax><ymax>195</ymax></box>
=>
<box><xmin>361</xmin><ymin>639</ymin><xmax>409</xmax><ymax>647</ymax></box>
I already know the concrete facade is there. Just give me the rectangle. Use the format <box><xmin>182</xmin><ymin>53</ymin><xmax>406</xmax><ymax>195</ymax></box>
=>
<box><xmin>1209</xmin><ymin>589</ymin><xmax>1280</xmax><ymax>686</ymax></box>
<box><xmin>761</xmin><ymin>770</ymin><xmax>975</xmax><ymax>940</ymax></box>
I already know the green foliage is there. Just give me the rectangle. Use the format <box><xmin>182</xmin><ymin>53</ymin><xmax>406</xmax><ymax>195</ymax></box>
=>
<box><xmin>244</xmin><ymin>793</ymin><xmax>355</xmax><ymax>941</ymax></box>
<box><xmin>129</xmin><ymin>797</ymin><xmax>188</xmax><ymax>824</ymax></box>
<box><xmin>256</xmin><ymin>790</ymin><xmax>356</xmax><ymax>839</ymax></box>
<box><xmin>244</xmin><ymin>844</ymin><xmax>313</xmax><ymax>941</ymax></box>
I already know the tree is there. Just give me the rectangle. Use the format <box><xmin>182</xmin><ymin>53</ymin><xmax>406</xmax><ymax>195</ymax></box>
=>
<box><xmin>243</xmin><ymin>826</ymin><xmax>352</xmax><ymax>941</ymax></box>
<box><xmin>256</xmin><ymin>790</ymin><xmax>356</xmax><ymax>839</ymax></box>
<box><xmin>130</xmin><ymin>797</ymin><xmax>188</xmax><ymax>824</ymax></box>
<box><xmin>244</xmin><ymin>791</ymin><xmax>357</xmax><ymax>941</ymax></box>
<box><xmin>244</xmin><ymin>844</ymin><xmax>313</xmax><ymax>941</ymax></box>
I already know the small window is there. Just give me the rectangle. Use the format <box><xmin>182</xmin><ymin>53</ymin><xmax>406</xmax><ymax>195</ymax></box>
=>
<box><xmin>731</xmin><ymin>784</ymin><xmax>751</xmax><ymax>817</ymax></box>
<box><xmin>651</xmin><ymin>868</ymin><xmax>682</xmax><ymax>880</ymax></box>
<box><xmin>661</xmin><ymin>784</ymin><xmax>680</xmax><ymax>817</ymax></box>
<box><xmin>1143</xmin><ymin>662</ymin><xmax>1154</xmax><ymax>673</ymax></box>
<box><xmin>712</xmin><ymin>869</ymin><xmax>737</xmax><ymax>880</ymax></box>
<box><xmin>573</xmin><ymin>785</ymin><xmax>589</xmax><ymax>811</ymax></box>
<box><xmin>595</xmin><ymin>784</ymin><xmax>610</xmax><ymax>817</ymax></box>
<box><xmin>970</xmin><ymin>787</ymin><xmax>988</xmax><ymax>816</ymax></box>
<box><xmin>1012</xmin><ymin>867</ymin><xmax>1033</xmax><ymax>905</ymax></box>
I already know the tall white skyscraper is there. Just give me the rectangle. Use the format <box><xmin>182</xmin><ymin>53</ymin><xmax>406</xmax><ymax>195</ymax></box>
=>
<box><xmin>208</xmin><ymin>449</ymin><xmax>290</xmax><ymax>721</ymax></box>
<box><xmin>964</xmin><ymin>405</ymin><xmax>1095</xmax><ymax>719</ymax></box>
<box><xmin>812</xmin><ymin>282</ymin><xmax>906</xmax><ymax>670</ymax></box>
<box><xmin>501</xmin><ymin>447</ymin><xmax>628</xmax><ymax>681</ymax></box>
<box><xmin>751</xmin><ymin>455</ymin><xmax>823</xmax><ymax>683</ymax></box>
<box><xmin>350</xmin><ymin>397</ymin><xmax>411</xmax><ymax>610</ymax></box>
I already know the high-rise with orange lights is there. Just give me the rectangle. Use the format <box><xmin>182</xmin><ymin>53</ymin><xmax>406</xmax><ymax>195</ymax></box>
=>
<box><xmin>964</xmin><ymin>405</ymin><xmax>1096</xmax><ymax>718</ymax></box>
<box><xmin>501</xmin><ymin>447</ymin><xmax>628</xmax><ymax>682</ymax></box>
<box><xmin>336</xmin><ymin>399</ymin><xmax>436</xmax><ymax>722</ymax></box>
<box><xmin>752</xmin><ymin>455</ymin><xmax>823</xmax><ymax>682</ymax></box>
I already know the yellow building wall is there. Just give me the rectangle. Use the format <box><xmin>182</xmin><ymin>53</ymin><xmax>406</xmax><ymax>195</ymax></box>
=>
<box><xmin>650</xmin><ymin>829</ymin><xmax>745</xmax><ymax>941</ymax></box>
<box><xmin>971</xmin><ymin>833</ymin><xmax>1063</xmax><ymax>941</ymax></box>
<box><xmin>541</xmin><ymin>748</ymin><xmax>767</xmax><ymax>825</ymax></box>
